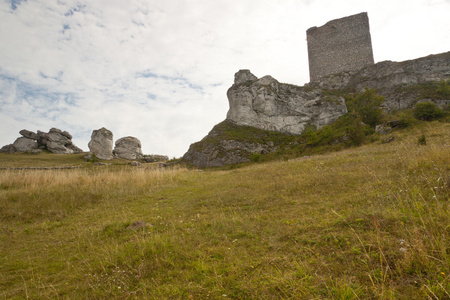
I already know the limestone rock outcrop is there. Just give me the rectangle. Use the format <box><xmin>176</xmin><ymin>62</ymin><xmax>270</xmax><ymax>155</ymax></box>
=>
<box><xmin>13</xmin><ymin>137</ymin><xmax>38</xmax><ymax>152</ymax></box>
<box><xmin>234</xmin><ymin>69</ymin><xmax>258</xmax><ymax>85</ymax></box>
<box><xmin>37</xmin><ymin>128</ymin><xmax>83</xmax><ymax>154</ymax></box>
<box><xmin>183</xmin><ymin>70</ymin><xmax>348</xmax><ymax>167</ymax></box>
<box><xmin>0</xmin><ymin>128</ymin><xmax>83</xmax><ymax>154</ymax></box>
<box><xmin>182</xmin><ymin>120</ymin><xmax>281</xmax><ymax>168</ymax></box>
<box><xmin>183</xmin><ymin>52</ymin><xmax>449</xmax><ymax>168</ymax></box>
<box><xmin>183</xmin><ymin>138</ymin><xmax>277</xmax><ymax>168</ymax></box>
<box><xmin>113</xmin><ymin>136</ymin><xmax>143</xmax><ymax>160</ymax></box>
<box><xmin>142</xmin><ymin>154</ymin><xmax>169</xmax><ymax>163</ymax></box>
<box><xmin>19</xmin><ymin>129</ymin><xmax>39</xmax><ymax>140</ymax></box>
<box><xmin>310</xmin><ymin>51</ymin><xmax>450</xmax><ymax>111</ymax></box>
<box><xmin>88</xmin><ymin>127</ymin><xmax>114</xmax><ymax>160</ymax></box>
<box><xmin>0</xmin><ymin>144</ymin><xmax>14</xmax><ymax>153</ymax></box>
<box><xmin>226</xmin><ymin>70</ymin><xmax>348</xmax><ymax>135</ymax></box>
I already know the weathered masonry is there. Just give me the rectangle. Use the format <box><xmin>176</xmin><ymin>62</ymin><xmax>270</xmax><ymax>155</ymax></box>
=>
<box><xmin>307</xmin><ymin>12</ymin><xmax>374</xmax><ymax>82</ymax></box>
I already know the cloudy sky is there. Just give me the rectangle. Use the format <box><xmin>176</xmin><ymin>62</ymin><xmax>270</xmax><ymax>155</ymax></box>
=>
<box><xmin>1</xmin><ymin>0</ymin><xmax>449</xmax><ymax>158</ymax></box>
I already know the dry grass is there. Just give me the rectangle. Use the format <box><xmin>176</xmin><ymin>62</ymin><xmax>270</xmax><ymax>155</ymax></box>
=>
<box><xmin>0</xmin><ymin>122</ymin><xmax>449</xmax><ymax>299</ymax></box>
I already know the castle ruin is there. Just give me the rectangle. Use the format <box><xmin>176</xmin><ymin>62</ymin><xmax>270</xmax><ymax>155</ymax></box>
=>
<box><xmin>307</xmin><ymin>12</ymin><xmax>374</xmax><ymax>82</ymax></box>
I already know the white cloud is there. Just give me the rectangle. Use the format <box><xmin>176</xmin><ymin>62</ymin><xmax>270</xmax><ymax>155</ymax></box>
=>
<box><xmin>0</xmin><ymin>0</ymin><xmax>449</xmax><ymax>157</ymax></box>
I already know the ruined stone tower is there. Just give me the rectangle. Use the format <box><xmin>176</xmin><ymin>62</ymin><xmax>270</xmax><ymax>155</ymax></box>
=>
<box><xmin>307</xmin><ymin>12</ymin><xmax>374</xmax><ymax>82</ymax></box>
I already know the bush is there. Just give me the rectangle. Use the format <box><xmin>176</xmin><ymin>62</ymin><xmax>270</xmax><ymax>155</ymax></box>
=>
<box><xmin>413</xmin><ymin>102</ymin><xmax>444</xmax><ymax>121</ymax></box>
<box><xmin>304</xmin><ymin>126</ymin><xmax>320</xmax><ymax>146</ymax></box>
<box><xmin>331</xmin><ymin>114</ymin><xmax>372</xmax><ymax>146</ymax></box>
<box><xmin>345</xmin><ymin>89</ymin><xmax>385</xmax><ymax>128</ymax></box>
<box><xmin>345</xmin><ymin>116</ymin><xmax>367</xmax><ymax>146</ymax></box>
<box><xmin>418</xmin><ymin>135</ymin><xmax>427</xmax><ymax>145</ymax></box>
<box><xmin>437</xmin><ymin>79</ymin><xmax>450</xmax><ymax>98</ymax></box>
<box><xmin>250</xmin><ymin>152</ymin><xmax>261</xmax><ymax>162</ymax></box>
<box><xmin>396</xmin><ymin>111</ymin><xmax>416</xmax><ymax>128</ymax></box>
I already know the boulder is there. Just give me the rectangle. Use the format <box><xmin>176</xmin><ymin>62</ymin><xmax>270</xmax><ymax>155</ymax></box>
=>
<box><xmin>2</xmin><ymin>128</ymin><xmax>82</xmax><ymax>154</ymax></box>
<box><xmin>12</xmin><ymin>137</ymin><xmax>38</xmax><ymax>152</ymax></box>
<box><xmin>37</xmin><ymin>128</ymin><xmax>83</xmax><ymax>154</ymax></box>
<box><xmin>142</xmin><ymin>154</ymin><xmax>169</xmax><ymax>163</ymax></box>
<box><xmin>375</xmin><ymin>124</ymin><xmax>392</xmax><ymax>135</ymax></box>
<box><xmin>0</xmin><ymin>144</ymin><xmax>15</xmax><ymax>153</ymax></box>
<box><xmin>113</xmin><ymin>136</ymin><xmax>143</xmax><ymax>160</ymax></box>
<box><xmin>88</xmin><ymin>127</ymin><xmax>114</xmax><ymax>160</ymax></box>
<box><xmin>19</xmin><ymin>129</ymin><xmax>39</xmax><ymax>140</ymax></box>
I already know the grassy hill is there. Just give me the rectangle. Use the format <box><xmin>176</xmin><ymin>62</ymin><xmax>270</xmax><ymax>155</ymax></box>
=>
<box><xmin>0</xmin><ymin>121</ymin><xmax>449</xmax><ymax>299</ymax></box>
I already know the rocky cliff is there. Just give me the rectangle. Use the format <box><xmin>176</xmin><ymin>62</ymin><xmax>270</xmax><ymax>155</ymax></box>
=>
<box><xmin>226</xmin><ymin>70</ymin><xmax>348</xmax><ymax>135</ymax></box>
<box><xmin>183</xmin><ymin>52</ymin><xmax>450</xmax><ymax>167</ymax></box>
<box><xmin>311</xmin><ymin>51</ymin><xmax>450</xmax><ymax>110</ymax></box>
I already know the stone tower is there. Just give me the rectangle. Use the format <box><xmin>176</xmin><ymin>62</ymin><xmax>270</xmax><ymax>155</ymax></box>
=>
<box><xmin>306</xmin><ymin>12</ymin><xmax>374</xmax><ymax>82</ymax></box>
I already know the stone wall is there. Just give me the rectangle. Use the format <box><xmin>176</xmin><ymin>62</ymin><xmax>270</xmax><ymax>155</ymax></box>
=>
<box><xmin>307</xmin><ymin>12</ymin><xmax>374</xmax><ymax>82</ymax></box>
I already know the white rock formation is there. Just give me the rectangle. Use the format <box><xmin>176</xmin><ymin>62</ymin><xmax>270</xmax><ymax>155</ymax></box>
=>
<box><xmin>1</xmin><ymin>128</ymin><xmax>82</xmax><ymax>154</ymax></box>
<box><xmin>113</xmin><ymin>136</ymin><xmax>143</xmax><ymax>160</ymax></box>
<box><xmin>226</xmin><ymin>70</ymin><xmax>348</xmax><ymax>135</ymax></box>
<box><xmin>13</xmin><ymin>137</ymin><xmax>38</xmax><ymax>152</ymax></box>
<box><xmin>38</xmin><ymin>128</ymin><xmax>83</xmax><ymax>154</ymax></box>
<box><xmin>88</xmin><ymin>127</ymin><xmax>114</xmax><ymax>160</ymax></box>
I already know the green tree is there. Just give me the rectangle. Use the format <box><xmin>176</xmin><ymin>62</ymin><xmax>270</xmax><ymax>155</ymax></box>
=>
<box><xmin>345</xmin><ymin>89</ymin><xmax>385</xmax><ymax>128</ymax></box>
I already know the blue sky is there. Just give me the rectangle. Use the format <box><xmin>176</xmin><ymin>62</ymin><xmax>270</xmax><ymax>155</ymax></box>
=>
<box><xmin>1</xmin><ymin>0</ymin><xmax>449</xmax><ymax>157</ymax></box>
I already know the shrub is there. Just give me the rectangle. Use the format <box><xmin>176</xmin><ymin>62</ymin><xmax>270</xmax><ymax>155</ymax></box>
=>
<box><xmin>396</xmin><ymin>111</ymin><xmax>416</xmax><ymax>128</ymax></box>
<box><xmin>413</xmin><ymin>102</ymin><xmax>444</xmax><ymax>121</ymax></box>
<box><xmin>345</xmin><ymin>89</ymin><xmax>385</xmax><ymax>128</ymax></box>
<box><xmin>418</xmin><ymin>135</ymin><xmax>427</xmax><ymax>145</ymax></box>
<box><xmin>250</xmin><ymin>152</ymin><xmax>261</xmax><ymax>162</ymax></box>
<box><xmin>437</xmin><ymin>79</ymin><xmax>450</xmax><ymax>98</ymax></box>
<box><xmin>346</xmin><ymin>117</ymin><xmax>367</xmax><ymax>146</ymax></box>
<box><xmin>304</xmin><ymin>126</ymin><xmax>320</xmax><ymax>146</ymax></box>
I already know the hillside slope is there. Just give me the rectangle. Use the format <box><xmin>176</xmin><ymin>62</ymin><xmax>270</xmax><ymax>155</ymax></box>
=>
<box><xmin>1</xmin><ymin>122</ymin><xmax>449</xmax><ymax>299</ymax></box>
<box><xmin>183</xmin><ymin>52</ymin><xmax>450</xmax><ymax>168</ymax></box>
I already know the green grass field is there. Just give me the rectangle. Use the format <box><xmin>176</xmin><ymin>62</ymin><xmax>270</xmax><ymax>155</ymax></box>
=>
<box><xmin>0</xmin><ymin>122</ymin><xmax>449</xmax><ymax>299</ymax></box>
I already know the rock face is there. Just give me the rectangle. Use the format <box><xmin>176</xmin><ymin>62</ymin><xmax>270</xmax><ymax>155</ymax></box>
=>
<box><xmin>19</xmin><ymin>129</ymin><xmax>39</xmax><ymax>140</ymax></box>
<box><xmin>183</xmin><ymin>138</ymin><xmax>277</xmax><ymax>168</ymax></box>
<box><xmin>0</xmin><ymin>144</ymin><xmax>14</xmax><ymax>153</ymax></box>
<box><xmin>227</xmin><ymin>70</ymin><xmax>348</xmax><ymax>135</ymax></box>
<box><xmin>311</xmin><ymin>51</ymin><xmax>450</xmax><ymax>111</ymax></box>
<box><xmin>183</xmin><ymin>120</ymin><xmax>281</xmax><ymax>168</ymax></box>
<box><xmin>37</xmin><ymin>128</ymin><xmax>83</xmax><ymax>154</ymax></box>
<box><xmin>1</xmin><ymin>128</ymin><xmax>83</xmax><ymax>154</ymax></box>
<box><xmin>183</xmin><ymin>52</ymin><xmax>449</xmax><ymax>168</ymax></box>
<box><xmin>13</xmin><ymin>137</ymin><xmax>38</xmax><ymax>152</ymax></box>
<box><xmin>113</xmin><ymin>137</ymin><xmax>143</xmax><ymax>160</ymax></box>
<box><xmin>88</xmin><ymin>127</ymin><xmax>114</xmax><ymax>160</ymax></box>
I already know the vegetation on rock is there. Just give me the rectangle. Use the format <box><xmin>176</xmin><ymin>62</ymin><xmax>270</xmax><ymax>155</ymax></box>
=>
<box><xmin>184</xmin><ymin>80</ymin><xmax>449</xmax><ymax>168</ymax></box>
